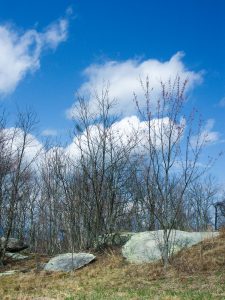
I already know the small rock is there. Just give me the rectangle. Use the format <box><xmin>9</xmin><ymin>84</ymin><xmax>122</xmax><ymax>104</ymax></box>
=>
<box><xmin>44</xmin><ymin>253</ymin><xmax>95</xmax><ymax>272</ymax></box>
<box><xmin>0</xmin><ymin>237</ymin><xmax>28</xmax><ymax>252</ymax></box>
<box><xmin>5</xmin><ymin>252</ymin><xmax>28</xmax><ymax>260</ymax></box>
<box><xmin>0</xmin><ymin>270</ymin><xmax>17</xmax><ymax>277</ymax></box>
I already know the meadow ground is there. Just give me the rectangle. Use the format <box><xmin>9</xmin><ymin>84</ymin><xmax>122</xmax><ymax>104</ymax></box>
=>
<box><xmin>0</xmin><ymin>233</ymin><xmax>225</xmax><ymax>300</ymax></box>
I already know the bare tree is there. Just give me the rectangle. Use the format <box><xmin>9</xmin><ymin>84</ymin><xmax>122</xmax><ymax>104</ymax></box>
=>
<box><xmin>69</xmin><ymin>87</ymin><xmax>137</xmax><ymax>248</ymax></box>
<box><xmin>185</xmin><ymin>176</ymin><xmax>218</xmax><ymax>231</ymax></box>
<box><xmin>0</xmin><ymin>109</ymin><xmax>40</xmax><ymax>265</ymax></box>
<box><xmin>134</xmin><ymin>76</ymin><xmax>212</xmax><ymax>269</ymax></box>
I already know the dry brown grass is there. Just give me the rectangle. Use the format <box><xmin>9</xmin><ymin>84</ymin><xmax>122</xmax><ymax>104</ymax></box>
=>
<box><xmin>218</xmin><ymin>226</ymin><xmax>225</xmax><ymax>238</ymax></box>
<box><xmin>0</xmin><ymin>235</ymin><xmax>225</xmax><ymax>299</ymax></box>
<box><xmin>171</xmin><ymin>232</ymin><xmax>225</xmax><ymax>274</ymax></box>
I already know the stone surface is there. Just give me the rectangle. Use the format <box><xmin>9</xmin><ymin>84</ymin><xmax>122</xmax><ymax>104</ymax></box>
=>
<box><xmin>44</xmin><ymin>253</ymin><xmax>95</xmax><ymax>272</ymax></box>
<box><xmin>5</xmin><ymin>252</ymin><xmax>28</xmax><ymax>260</ymax></box>
<box><xmin>0</xmin><ymin>237</ymin><xmax>28</xmax><ymax>252</ymax></box>
<box><xmin>96</xmin><ymin>232</ymin><xmax>135</xmax><ymax>248</ymax></box>
<box><xmin>0</xmin><ymin>270</ymin><xmax>17</xmax><ymax>277</ymax></box>
<box><xmin>122</xmin><ymin>230</ymin><xmax>219</xmax><ymax>264</ymax></box>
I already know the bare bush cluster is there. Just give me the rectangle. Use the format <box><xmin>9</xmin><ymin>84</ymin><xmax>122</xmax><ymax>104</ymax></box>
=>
<box><xmin>0</xmin><ymin>78</ymin><xmax>221</xmax><ymax>267</ymax></box>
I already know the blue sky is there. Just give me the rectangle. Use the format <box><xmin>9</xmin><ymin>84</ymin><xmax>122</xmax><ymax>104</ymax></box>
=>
<box><xmin>0</xmin><ymin>0</ymin><xmax>224</xmax><ymax>182</ymax></box>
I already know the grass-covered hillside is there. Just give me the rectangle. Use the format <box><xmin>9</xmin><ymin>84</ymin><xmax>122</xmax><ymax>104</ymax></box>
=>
<box><xmin>0</xmin><ymin>232</ymin><xmax>225</xmax><ymax>300</ymax></box>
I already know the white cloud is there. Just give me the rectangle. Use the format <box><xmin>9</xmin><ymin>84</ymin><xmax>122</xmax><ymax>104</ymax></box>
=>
<box><xmin>42</xmin><ymin>129</ymin><xmax>58</xmax><ymax>137</ymax></box>
<box><xmin>65</xmin><ymin>115</ymin><xmax>184</xmax><ymax>160</ymax></box>
<box><xmin>2</xmin><ymin>117</ymin><xmax>217</xmax><ymax>171</ymax></box>
<box><xmin>3</xmin><ymin>127</ymin><xmax>44</xmax><ymax>164</ymax></box>
<box><xmin>0</xmin><ymin>16</ymin><xmax>69</xmax><ymax>96</ymax></box>
<box><xmin>67</xmin><ymin>52</ymin><xmax>202</xmax><ymax>119</ymax></box>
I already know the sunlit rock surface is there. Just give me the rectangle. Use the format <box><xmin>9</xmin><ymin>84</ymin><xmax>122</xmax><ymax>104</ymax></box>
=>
<box><xmin>5</xmin><ymin>252</ymin><xmax>28</xmax><ymax>260</ymax></box>
<box><xmin>122</xmin><ymin>230</ymin><xmax>219</xmax><ymax>263</ymax></box>
<box><xmin>44</xmin><ymin>253</ymin><xmax>95</xmax><ymax>272</ymax></box>
<box><xmin>0</xmin><ymin>270</ymin><xmax>17</xmax><ymax>277</ymax></box>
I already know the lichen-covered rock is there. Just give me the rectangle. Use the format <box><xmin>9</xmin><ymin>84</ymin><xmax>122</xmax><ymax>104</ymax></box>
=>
<box><xmin>44</xmin><ymin>253</ymin><xmax>95</xmax><ymax>272</ymax></box>
<box><xmin>0</xmin><ymin>237</ymin><xmax>28</xmax><ymax>252</ymax></box>
<box><xmin>122</xmin><ymin>230</ymin><xmax>219</xmax><ymax>264</ymax></box>
<box><xmin>96</xmin><ymin>232</ymin><xmax>135</xmax><ymax>248</ymax></box>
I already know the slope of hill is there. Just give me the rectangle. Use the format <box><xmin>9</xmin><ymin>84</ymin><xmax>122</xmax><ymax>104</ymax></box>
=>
<box><xmin>0</xmin><ymin>232</ymin><xmax>225</xmax><ymax>299</ymax></box>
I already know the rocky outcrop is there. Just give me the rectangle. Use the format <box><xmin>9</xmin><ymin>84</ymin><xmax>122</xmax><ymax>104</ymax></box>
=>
<box><xmin>122</xmin><ymin>230</ymin><xmax>219</xmax><ymax>264</ymax></box>
<box><xmin>0</xmin><ymin>237</ymin><xmax>28</xmax><ymax>253</ymax></box>
<box><xmin>44</xmin><ymin>253</ymin><xmax>95</xmax><ymax>272</ymax></box>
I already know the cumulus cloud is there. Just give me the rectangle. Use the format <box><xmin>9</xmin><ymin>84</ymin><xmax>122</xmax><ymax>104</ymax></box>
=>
<box><xmin>65</xmin><ymin>115</ymin><xmax>185</xmax><ymax>160</ymax></box>
<box><xmin>67</xmin><ymin>52</ymin><xmax>202</xmax><ymax>119</ymax></box>
<box><xmin>0</xmin><ymin>16</ymin><xmax>69</xmax><ymax>96</ymax></box>
<box><xmin>65</xmin><ymin>116</ymin><xmax>220</xmax><ymax>163</ymax></box>
<box><xmin>3</xmin><ymin>127</ymin><xmax>44</xmax><ymax>164</ymax></box>
<box><xmin>2</xmin><ymin>116</ymin><xmax>218</xmax><ymax>170</ymax></box>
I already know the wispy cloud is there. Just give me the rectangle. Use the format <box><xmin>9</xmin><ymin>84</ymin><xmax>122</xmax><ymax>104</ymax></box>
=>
<box><xmin>190</xmin><ymin>119</ymin><xmax>220</xmax><ymax>147</ymax></box>
<box><xmin>218</xmin><ymin>97</ymin><xmax>225</xmax><ymax>107</ymax></box>
<box><xmin>41</xmin><ymin>129</ymin><xmax>58</xmax><ymax>137</ymax></box>
<box><xmin>43</xmin><ymin>19</ymin><xmax>68</xmax><ymax>49</ymax></box>
<box><xmin>0</xmin><ymin>12</ymin><xmax>70</xmax><ymax>96</ymax></box>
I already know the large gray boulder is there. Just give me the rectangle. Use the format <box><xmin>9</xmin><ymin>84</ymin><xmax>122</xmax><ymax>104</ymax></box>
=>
<box><xmin>122</xmin><ymin>230</ymin><xmax>219</xmax><ymax>264</ymax></box>
<box><xmin>44</xmin><ymin>253</ymin><xmax>95</xmax><ymax>272</ymax></box>
<box><xmin>0</xmin><ymin>237</ymin><xmax>28</xmax><ymax>252</ymax></box>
